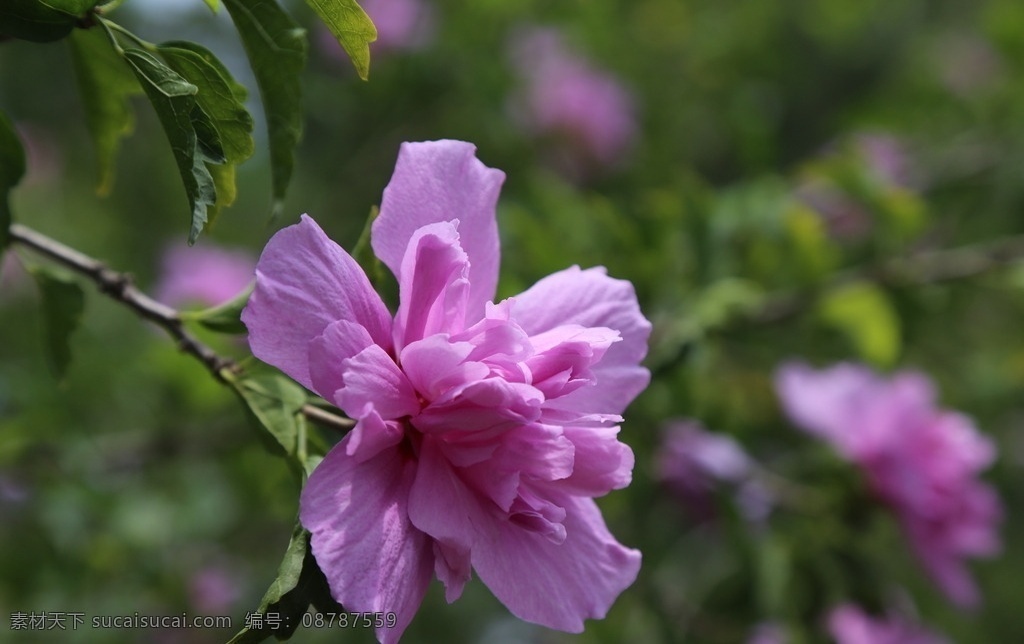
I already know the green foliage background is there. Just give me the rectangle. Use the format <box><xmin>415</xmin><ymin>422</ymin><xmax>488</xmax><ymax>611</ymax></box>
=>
<box><xmin>4</xmin><ymin>0</ymin><xmax>1024</xmax><ymax>642</ymax></box>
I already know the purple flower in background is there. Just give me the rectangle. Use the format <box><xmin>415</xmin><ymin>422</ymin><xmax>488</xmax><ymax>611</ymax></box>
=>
<box><xmin>317</xmin><ymin>0</ymin><xmax>434</xmax><ymax>60</ymax></box>
<box><xmin>746</xmin><ymin>621</ymin><xmax>788</xmax><ymax>644</ymax></box>
<box><xmin>243</xmin><ymin>140</ymin><xmax>650</xmax><ymax>642</ymax></box>
<box><xmin>656</xmin><ymin>419</ymin><xmax>753</xmax><ymax>519</ymax></box>
<box><xmin>828</xmin><ymin>603</ymin><xmax>948</xmax><ymax>644</ymax></box>
<box><xmin>188</xmin><ymin>565</ymin><xmax>240</xmax><ymax>615</ymax></box>
<box><xmin>509</xmin><ymin>27</ymin><xmax>636</xmax><ymax>173</ymax></box>
<box><xmin>0</xmin><ymin>252</ymin><xmax>30</xmax><ymax>302</ymax></box>
<box><xmin>853</xmin><ymin>132</ymin><xmax>914</xmax><ymax>189</ymax></box>
<box><xmin>153</xmin><ymin>241</ymin><xmax>255</xmax><ymax>309</ymax></box>
<box><xmin>776</xmin><ymin>362</ymin><xmax>1002</xmax><ymax>608</ymax></box>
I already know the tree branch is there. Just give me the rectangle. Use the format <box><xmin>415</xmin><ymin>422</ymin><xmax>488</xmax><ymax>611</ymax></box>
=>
<box><xmin>8</xmin><ymin>223</ymin><xmax>355</xmax><ymax>431</ymax></box>
<box><xmin>11</xmin><ymin>223</ymin><xmax>238</xmax><ymax>381</ymax></box>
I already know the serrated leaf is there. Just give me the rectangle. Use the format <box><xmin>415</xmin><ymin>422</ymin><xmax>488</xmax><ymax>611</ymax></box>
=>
<box><xmin>28</xmin><ymin>265</ymin><xmax>85</xmax><ymax>379</ymax></box>
<box><xmin>303</xmin><ymin>0</ymin><xmax>376</xmax><ymax>80</ymax></box>
<box><xmin>181</xmin><ymin>283</ymin><xmax>252</xmax><ymax>333</ymax></box>
<box><xmin>68</xmin><ymin>28</ymin><xmax>142</xmax><ymax>196</ymax></box>
<box><xmin>232</xmin><ymin>372</ymin><xmax>308</xmax><ymax>456</ymax></box>
<box><xmin>0</xmin><ymin>111</ymin><xmax>26</xmax><ymax>250</ymax></box>
<box><xmin>123</xmin><ymin>48</ymin><xmax>218</xmax><ymax>244</ymax></box>
<box><xmin>158</xmin><ymin>42</ymin><xmax>254</xmax><ymax>164</ymax></box>
<box><xmin>818</xmin><ymin>281</ymin><xmax>901</xmax><ymax>367</ymax></box>
<box><xmin>224</xmin><ymin>0</ymin><xmax>307</xmax><ymax>214</ymax></box>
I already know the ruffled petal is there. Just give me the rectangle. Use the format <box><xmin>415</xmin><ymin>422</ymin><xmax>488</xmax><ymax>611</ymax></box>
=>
<box><xmin>308</xmin><ymin>320</ymin><xmax>375</xmax><ymax>402</ymax></box>
<box><xmin>557</xmin><ymin>424</ymin><xmax>635</xmax><ymax>496</ymax></box>
<box><xmin>300</xmin><ymin>441</ymin><xmax>433</xmax><ymax>643</ymax></box>
<box><xmin>511</xmin><ymin>266</ymin><xmax>651</xmax><ymax>416</ymax></box>
<box><xmin>334</xmin><ymin>344</ymin><xmax>420</xmax><ymax>420</ymax></box>
<box><xmin>393</xmin><ymin>222</ymin><xmax>471</xmax><ymax>349</ymax></box>
<box><xmin>372</xmin><ymin>140</ymin><xmax>505</xmax><ymax>322</ymax></box>
<box><xmin>243</xmin><ymin>215</ymin><xmax>392</xmax><ymax>392</ymax></box>
<box><xmin>472</xmin><ymin>492</ymin><xmax>641</xmax><ymax>632</ymax></box>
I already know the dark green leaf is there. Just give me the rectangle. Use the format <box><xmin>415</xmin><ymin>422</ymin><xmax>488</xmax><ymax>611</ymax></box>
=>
<box><xmin>228</xmin><ymin>525</ymin><xmax>342</xmax><ymax>644</ymax></box>
<box><xmin>68</xmin><ymin>28</ymin><xmax>142</xmax><ymax>196</ymax></box>
<box><xmin>0</xmin><ymin>111</ymin><xmax>26</xmax><ymax>250</ymax></box>
<box><xmin>158</xmin><ymin>42</ymin><xmax>254</xmax><ymax>164</ymax></box>
<box><xmin>180</xmin><ymin>283</ymin><xmax>252</xmax><ymax>334</ymax></box>
<box><xmin>224</xmin><ymin>0</ymin><xmax>307</xmax><ymax>214</ymax></box>
<box><xmin>303</xmin><ymin>0</ymin><xmax>376</xmax><ymax>80</ymax></box>
<box><xmin>123</xmin><ymin>48</ymin><xmax>218</xmax><ymax>244</ymax></box>
<box><xmin>231</xmin><ymin>372</ymin><xmax>308</xmax><ymax>456</ymax></box>
<box><xmin>0</xmin><ymin>0</ymin><xmax>100</xmax><ymax>43</ymax></box>
<box><xmin>28</xmin><ymin>265</ymin><xmax>85</xmax><ymax>379</ymax></box>
<box><xmin>352</xmin><ymin>205</ymin><xmax>385</xmax><ymax>287</ymax></box>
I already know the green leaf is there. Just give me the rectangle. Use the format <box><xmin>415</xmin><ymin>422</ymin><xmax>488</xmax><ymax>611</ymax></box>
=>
<box><xmin>201</xmin><ymin>0</ymin><xmax>220</xmax><ymax>13</ymax></box>
<box><xmin>0</xmin><ymin>111</ymin><xmax>26</xmax><ymax>250</ymax></box>
<box><xmin>818</xmin><ymin>281</ymin><xmax>901</xmax><ymax>367</ymax></box>
<box><xmin>180</xmin><ymin>284</ymin><xmax>252</xmax><ymax>334</ymax></box>
<box><xmin>158</xmin><ymin>42</ymin><xmax>254</xmax><ymax>164</ymax></box>
<box><xmin>123</xmin><ymin>48</ymin><xmax>218</xmax><ymax>244</ymax></box>
<box><xmin>228</xmin><ymin>524</ymin><xmax>342</xmax><ymax>644</ymax></box>
<box><xmin>303</xmin><ymin>0</ymin><xmax>376</xmax><ymax>80</ymax></box>
<box><xmin>28</xmin><ymin>265</ymin><xmax>85</xmax><ymax>379</ymax></box>
<box><xmin>0</xmin><ymin>0</ymin><xmax>100</xmax><ymax>43</ymax></box>
<box><xmin>68</xmin><ymin>28</ymin><xmax>142</xmax><ymax>196</ymax></box>
<box><xmin>352</xmin><ymin>205</ymin><xmax>385</xmax><ymax>287</ymax></box>
<box><xmin>231</xmin><ymin>372</ymin><xmax>308</xmax><ymax>456</ymax></box>
<box><xmin>223</xmin><ymin>0</ymin><xmax>307</xmax><ymax>214</ymax></box>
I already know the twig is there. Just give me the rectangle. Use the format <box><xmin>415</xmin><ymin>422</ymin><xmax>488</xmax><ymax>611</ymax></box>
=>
<box><xmin>10</xmin><ymin>223</ymin><xmax>238</xmax><ymax>381</ymax></box>
<box><xmin>8</xmin><ymin>223</ymin><xmax>355</xmax><ymax>431</ymax></box>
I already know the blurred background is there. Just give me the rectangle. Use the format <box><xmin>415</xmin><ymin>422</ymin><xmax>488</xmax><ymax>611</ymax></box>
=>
<box><xmin>3</xmin><ymin>0</ymin><xmax>1024</xmax><ymax>641</ymax></box>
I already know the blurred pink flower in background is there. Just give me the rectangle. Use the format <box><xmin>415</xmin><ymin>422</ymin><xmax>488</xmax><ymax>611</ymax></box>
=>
<box><xmin>746</xmin><ymin>621</ymin><xmax>787</xmax><ymax>644</ymax></box>
<box><xmin>508</xmin><ymin>27</ymin><xmax>636</xmax><ymax>175</ymax></box>
<box><xmin>153</xmin><ymin>241</ymin><xmax>254</xmax><ymax>309</ymax></box>
<box><xmin>243</xmin><ymin>141</ymin><xmax>649</xmax><ymax>642</ymax></box>
<box><xmin>828</xmin><ymin>603</ymin><xmax>948</xmax><ymax>644</ymax></box>
<box><xmin>188</xmin><ymin>565</ymin><xmax>241</xmax><ymax>615</ymax></box>
<box><xmin>0</xmin><ymin>252</ymin><xmax>30</xmax><ymax>302</ymax></box>
<box><xmin>776</xmin><ymin>362</ymin><xmax>1002</xmax><ymax>608</ymax></box>
<box><xmin>317</xmin><ymin>0</ymin><xmax>434</xmax><ymax>61</ymax></box>
<box><xmin>656</xmin><ymin>419</ymin><xmax>753</xmax><ymax>520</ymax></box>
<box><xmin>853</xmin><ymin>132</ymin><xmax>915</xmax><ymax>189</ymax></box>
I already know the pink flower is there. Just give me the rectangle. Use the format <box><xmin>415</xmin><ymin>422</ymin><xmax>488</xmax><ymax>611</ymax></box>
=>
<box><xmin>509</xmin><ymin>27</ymin><xmax>636</xmax><ymax>172</ymax></box>
<box><xmin>153</xmin><ymin>241</ymin><xmax>255</xmax><ymax>309</ymax></box>
<box><xmin>316</xmin><ymin>0</ymin><xmax>434</xmax><ymax>61</ymax></box>
<box><xmin>242</xmin><ymin>140</ymin><xmax>649</xmax><ymax>641</ymax></box>
<box><xmin>656</xmin><ymin>419</ymin><xmax>753</xmax><ymax>519</ymax></box>
<box><xmin>776</xmin><ymin>362</ymin><xmax>1002</xmax><ymax>608</ymax></box>
<box><xmin>828</xmin><ymin>603</ymin><xmax>948</xmax><ymax>644</ymax></box>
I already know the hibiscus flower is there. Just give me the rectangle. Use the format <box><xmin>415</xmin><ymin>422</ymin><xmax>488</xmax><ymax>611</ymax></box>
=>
<box><xmin>242</xmin><ymin>140</ymin><xmax>649</xmax><ymax>641</ymax></box>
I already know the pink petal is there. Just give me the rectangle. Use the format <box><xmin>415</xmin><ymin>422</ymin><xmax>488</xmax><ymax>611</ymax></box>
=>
<box><xmin>558</xmin><ymin>424</ymin><xmax>635</xmax><ymax>496</ymax></box>
<box><xmin>334</xmin><ymin>344</ymin><xmax>420</xmax><ymax>420</ymax></box>
<box><xmin>343</xmin><ymin>407</ymin><xmax>405</xmax><ymax>464</ymax></box>
<box><xmin>511</xmin><ymin>266</ymin><xmax>651</xmax><ymax>415</ymax></box>
<box><xmin>300</xmin><ymin>441</ymin><xmax>433</xmax><ymax>643</ymax></box>
<box><xmin>243</xmin><ymin>215</ymin><xmax>392</xmax><ymax>392</ymax></box>
<box><xmin>372</xmin><ymin>140</ymin><xmax>505</xmax><ymax>322</ymax></box>
<box><xmin>472</xmin><ymin>492</ymin><xmax>641</xmax><ymax>631</ymax></box>
<box><xmin>393</xmin><ymin>221</ymin><xmax>471</xmax><ymax>349</ymax></box>
<box><xmin>400</xmin><ymin>336</ymin><xmax>487</xmax><ymax>401</ymax></box>
<box><xmin>308</xmin><ymin>320</ymin><xmax>374</xmax><ymax>402</ymax></box>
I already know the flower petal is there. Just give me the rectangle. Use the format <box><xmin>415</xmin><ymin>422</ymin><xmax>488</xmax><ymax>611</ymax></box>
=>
<box><xmin>243</xmin><ymin>215</ymin><xmax>392</xmax><ymax>392</ymax></box>
<box><xmin>393</xmin><ymin>221</ymin><xmax>471</xmax><ymax>349</ymax></box>
<box><xmin>472</xmin><ymin>492</ymin><xmax>641</xmax><ymax>632</ymax></box>
<box><xmin>308</xmin><ymin>320</ymin><xmax>374</xmax><ymax>402</ymax></box>
<box><xmin>511</xmin><ymin>266</ymin><xmax>651</xmax><ymax>415</ymax></box>
<box><xmin>557</xmin><ymin>424</ymin><xmax>635</xmax><ymax>496</ymax></box>
<box><xmin>335</xmin><ymin>344</ymin><xmax>420</xmax><ymax>420</ymax></box>
<box><xmin>301</xmin><ymin>441</ymin><xmax>433</xmax><ymax>643</ymax></box>
<box><xmin>372</xmin><ymin>140</ymin><xmax>505</xmax><ymax>321</ymax></box>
